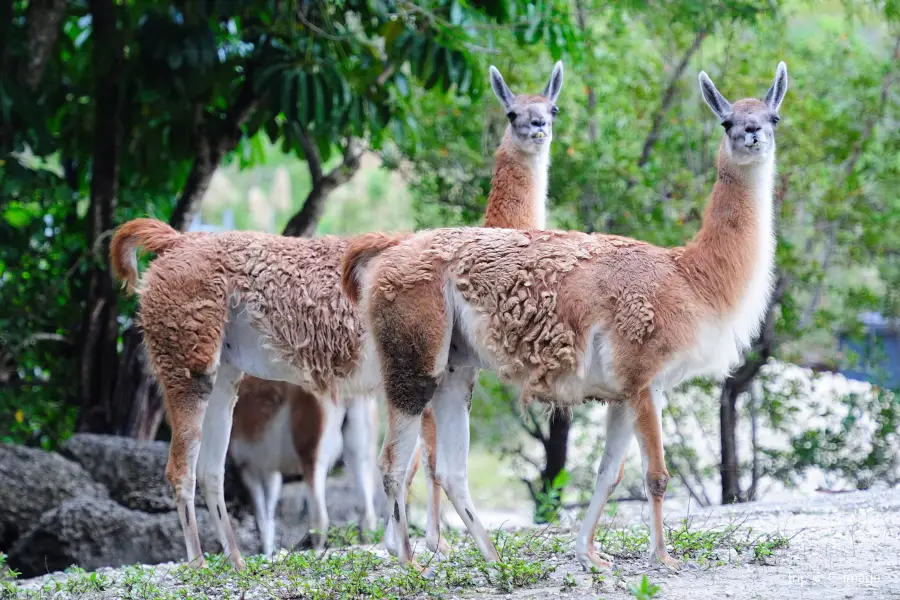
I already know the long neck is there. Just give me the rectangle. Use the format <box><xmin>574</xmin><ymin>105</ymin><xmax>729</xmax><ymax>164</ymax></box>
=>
<box><xmin>680</xmin><ymin>141</ymin><xmax>776</xmax><ymax>316</ymax></box>
<box><xmin>483</xmin><ymin>130</ymin><xmax>549</xmax><ymax>230</ymax></box>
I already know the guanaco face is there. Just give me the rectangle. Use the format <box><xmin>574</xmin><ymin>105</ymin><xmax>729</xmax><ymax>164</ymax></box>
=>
<box><xmin>699</xmin><ymin>62</ymin><xmax>786</xmax><ymax>166</ymax></box>
<box><xmin>490</xmin><ymin>61</ymin><xmax>563</xmax><ymax>154</ymax></box>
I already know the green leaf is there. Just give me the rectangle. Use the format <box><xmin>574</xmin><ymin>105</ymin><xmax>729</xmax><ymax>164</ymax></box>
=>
<box><xmin>3</xmin><ymin>205</ymin><xmax>33</xmax><ymax>229</ymax></box>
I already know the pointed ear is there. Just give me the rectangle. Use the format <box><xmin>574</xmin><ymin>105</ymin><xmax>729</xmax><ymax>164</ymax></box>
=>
<box><xmin>698</xmin><ymin>71</ymin><xmax>733</xmax><ymax>121</ymax></box>
<box><xmin>764</xmin><ymin>61</ymin><xmax>788</xmax><ymax>113</ymax></box>
<box><xmin>489</xmin><ymin>66</ymin><xmax>515</xmax><ymax>110</ymax></box>
<box><xmin>542</xmin><ymin>61</ymin><xmax>564</xmax><ymax>102</ymax></box>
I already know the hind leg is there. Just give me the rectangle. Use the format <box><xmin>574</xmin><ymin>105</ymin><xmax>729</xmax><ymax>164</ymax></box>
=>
<box><xmin>302</xmin><ymin>396</ymin><xmax>345</xmax><ymax>549</ymax></box>
<box><xmin>242</xmin><ymin>469</ymin><xmax>272</xmax><ymax>557</ymax></box>
<box><xmin>420</xmin><ymin>407</ymin><xmax>450</xmax><ymax>556</ymax></box>
<box><xmin>384</xmin><ymin>438</ymin><xmax>421</xmax><ymax>556</ymax></box>
<box><xmin>430</xmin><ymin>367</ymin><xmax>499</xmax><ymax>563</ymax></box>
<box><xmin>380</xmin><ymin>405</ymin><xmax>425</xmax><ymax>566</ymax></box>
<box><xmin>262</xmin><ymin>470</ymin><xmax>283</xmax><ymax>556</ymax></box>
<box><xmin>343</xmin><ymin>396</ymin><xmax>378</xmax><ymax>537</ymax></box>
<box><xmin>197</xmin><ymin>362</ymin><xmax>246</xmax><ymax>570</ymax></box>
<box><xmin>161</xmin><ymin>371</ymin><xmax>214</xmax><ymax>568</ymax></box>
<box><xmin>575</xmin><ymin>401</ymin><xmax>634</xmax><ymax>570</ymax></box>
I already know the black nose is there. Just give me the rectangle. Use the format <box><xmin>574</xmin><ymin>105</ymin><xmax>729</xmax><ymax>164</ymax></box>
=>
<box><xmin>531</xmin><ymin>119</ymin><xmax>546</xmax><ymax>127</ymax></box>
<box><xmin>745</xmin><ymin>124</ymin><xmax>761</xmax><ymax>134</ymax></box>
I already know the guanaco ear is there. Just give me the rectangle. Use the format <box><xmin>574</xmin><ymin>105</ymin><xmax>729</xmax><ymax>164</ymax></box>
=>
<box><xmin>698</xmin><ymin>71</ymin><xmax>733</xmax><ymax>121</ymax></box>
<box><xmin>489</xmin><ymin>65</ymin><xmax>515</xmax><ymax>110</ymax></box>
<box><xmin>764</xmin><ymin>61</ymin><xmax>788</xmax><ymax>113</ymax></box>
<box><xmin>542</xmin><ymin>60</ymin><xmax>564</xmax><ymax>102</ymax></box>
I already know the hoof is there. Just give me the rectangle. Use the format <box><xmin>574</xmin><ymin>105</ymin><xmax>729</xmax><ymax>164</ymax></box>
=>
<box><xmin>578</xmin><ymin>550</ymin><xmax>614</xmax><ymax>572</ymax></box>
<box><xmin>230</xmin><ymin>554</ymin><xmax>247</xmax><ymax>572</ymax></box>
<box><xmin>652</xmin><ymin>552</ymin><xmax>682</xmax><ymax>572</ymax></box>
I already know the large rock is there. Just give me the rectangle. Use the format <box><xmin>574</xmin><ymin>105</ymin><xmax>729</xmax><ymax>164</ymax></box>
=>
<box><xmin>60</xmin><ymin>434</ymin><xmax>250</xmax><ymax>515</ymax></box>
<box><xmin>0</xmin><ymin>443</ymin><xmax>108</xmax><ymax>548</ymax></box>
<box><xmin>7</xmin><ymin>497</ymin><xmax>259</xmax><ymax>577</ymax></box>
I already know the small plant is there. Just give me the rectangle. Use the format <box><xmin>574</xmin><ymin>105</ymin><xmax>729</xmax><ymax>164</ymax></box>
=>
<box><xmin>534</xmin><ymin>469</ymin><xmax>570</xmax><ymax>523</ymax></box>
<box><xmin>628</xmin><ymin>575</ymin><xmax>661</xmax><ymax>600</ymax></box>
<box><xmin>751</xmin><ymin>535</ymin><xmax>790</xmax><ymax>562</ymax></box>
<box><xmin>589</xmin><ymin>566</ymin><xmax>607</xmax><ymax>589</ymax></box>
<box><xmin>562</xmin><ymin>572</ymin><xmax>578</xmax><ymax>591</ymax></box>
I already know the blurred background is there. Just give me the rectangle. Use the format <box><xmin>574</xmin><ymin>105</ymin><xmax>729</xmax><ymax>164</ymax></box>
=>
<box><xmin>1</xmin><ymin>0</ymin><xmax>899</xmax><ymax>546</ymax></box>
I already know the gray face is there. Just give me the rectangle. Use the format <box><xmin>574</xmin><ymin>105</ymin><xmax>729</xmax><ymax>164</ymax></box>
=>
<box><xmin>721</xmin><ymin>99</ymin><xmax>780</xmax><ymax>164</ymax></box>
<box><xmin>699</xmin><ymin>62</ymin><xmax>788</xmax><ymax>166</ymax></box>
<box><xmin>489</xmin><ymin>61</ymin><xmax>564</xmax><ymax>156</ymax></box>
<box><xmin>506</xmin><ymin>96</ymin><xmax>558</xmax><ymax>154</ymax></box>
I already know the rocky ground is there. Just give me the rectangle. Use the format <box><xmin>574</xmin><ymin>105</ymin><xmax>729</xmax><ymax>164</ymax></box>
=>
<box><xmin>6</xmin><ymin>487</ymin><xmax>899</xmax><ymax>599</ymax></box>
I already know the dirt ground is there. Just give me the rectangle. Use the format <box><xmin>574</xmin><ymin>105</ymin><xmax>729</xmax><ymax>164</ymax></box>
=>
<box><xmin>491</xmin><ymin>488</ymin><xmax>900</xmax><ymax>600</ymax></box>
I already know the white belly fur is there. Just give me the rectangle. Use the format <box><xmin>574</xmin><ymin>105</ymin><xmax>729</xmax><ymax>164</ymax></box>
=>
<box><xmin>221</xmin><ymin>302</ymin><xmax>382</xmax><ymax>398</ymax></box>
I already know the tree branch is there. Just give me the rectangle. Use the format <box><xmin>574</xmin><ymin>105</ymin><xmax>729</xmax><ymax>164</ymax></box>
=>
<box><xmin>281</xmin><ymin>135</ymin><xmax>364</xmax><ymax>238</ymax></box>
<box><xmin>168</xmin><ymin>74</ymin><xmax>262</xmax><ymax>232</ymax></box>
<box><xmin>638</xmin><ymin>29</ymin><xmax>707</xmax><ymax>168</ymax></box>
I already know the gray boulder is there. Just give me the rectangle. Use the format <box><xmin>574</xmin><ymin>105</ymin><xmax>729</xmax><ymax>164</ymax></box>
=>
<box><xmin>7</xmin><ymin>497</ymin><xmax>259</xmax><ymax>577</ymax></box>
<box><xmin>60</xmin><ymin>433</ymin><xmax>250</xmax><ymax>515</ymax></box>
<box><xmin>0</xmin><ymin>443</ymin><xmax>108</xmax><ymax>547</ymax></box>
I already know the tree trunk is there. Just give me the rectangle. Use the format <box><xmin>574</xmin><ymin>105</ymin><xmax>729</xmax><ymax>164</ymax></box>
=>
<box><xmin>719</xmin><ymin>379</ymin><xmax>741</xmax><ymax>504</ymax></box>
<box><xmin>19</xmin><ymin>0</ymin><xmax>67</xmax><ymax>92</ymax></box>
<box><xmin>536</xmin><ymin>410</ymin><xmax>571</xmax><ymax>521</ymax></box>
<box><xmin>717</xmin><ymin>275</ymin><xmax>787</xmax><ymax>504</ymax></box>
<box><xmin>110</xmin><ymin>326</ymin><xmax>165</xmax><ymax>439</ymax></box>
<box><xmin>76</xmin><ymin>0</ymin><xmax>124</xmax><ymax>433</ymax></box>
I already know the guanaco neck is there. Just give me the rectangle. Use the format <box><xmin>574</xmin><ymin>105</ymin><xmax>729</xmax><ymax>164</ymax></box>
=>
<box><xmin>679</xmin><ymin>139</ymin><xmax>776</xmax><ymax>316</ymax></box>
<box><xmin>483</xmin><ymin>130</ymin><xmax>549</xmax><ymax>230</ymax></box>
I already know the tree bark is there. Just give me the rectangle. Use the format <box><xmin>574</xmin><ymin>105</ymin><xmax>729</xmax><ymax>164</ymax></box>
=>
<box><xmin>76</xmin><ymin>0</ymin><xmax>124</xmax><ymax>433</ymax></box>
<box><xmin>540</xmin><ymin>410</ymin><xmax>571</xmax><ymax>500</ymax></box>
<box><xmin>110</xmin><ymin>326</ymin><xmax>165</xmax><ymax>439</ymax></box>
<box><xmin>718</xmin><ymin>379</ymin><xmax>741</xmax><ymax>504</ymax></box>
<box><xmin>19</xmin><ymin>0</ymin><xmax>67</xmax><ymax>92</ymax></box>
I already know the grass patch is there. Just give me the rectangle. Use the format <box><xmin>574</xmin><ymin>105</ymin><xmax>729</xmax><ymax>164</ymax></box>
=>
<box><xmin>1</xmin><ymin>528</ymin><xmax>566</xmax><ymax>599</ymax></box>
<box><xmin>594</xmin><ymin>515</ymin><xmax>793</xmax><ymax>566</ymax></box>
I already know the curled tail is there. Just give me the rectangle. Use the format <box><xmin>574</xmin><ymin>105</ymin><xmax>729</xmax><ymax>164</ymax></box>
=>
<box><xmin>110</xmin><ymin>218</ymin><xmax>183</xmax><ymax>293</ymax></box>
<box><xmin>341</xmin><ymin>232</ymin><xmax>410</xmax><ymax>304</ymax></box>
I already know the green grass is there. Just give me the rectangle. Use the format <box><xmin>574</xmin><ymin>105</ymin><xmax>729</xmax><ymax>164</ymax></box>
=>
<box><xmin>0</xmin><ymin>528</ymin><xmax>564</xmax><ymax>600</ymax></box>
<box><xmin>0</xmin><ymin>516</ymin><xmax>792</xmax><ymax>599</ymax></box>
<box><xmin>593</xmin><ymin>516</ymin><xmax>792</xmax><ymax>567</ymax></box>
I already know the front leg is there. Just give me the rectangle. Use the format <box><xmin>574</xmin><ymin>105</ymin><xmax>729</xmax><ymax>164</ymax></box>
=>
<box><xmin>635</xmin><ymin>388</ymin><xmax>680</xmax><ymax>570</ymax></box>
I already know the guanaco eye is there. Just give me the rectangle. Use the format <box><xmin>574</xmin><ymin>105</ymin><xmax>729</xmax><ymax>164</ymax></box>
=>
<box><xmin>721</xmin><ymin>120</ymin><xmax>733</xmax><ymax>132</ymax></box>
<box><xmin>771</xmin><ymin>115</ymin><xmax>780</xmax><ymax>126</ymax></box>
<box><xmin>506</xmin><ymin>111</ymin><xmax>517</xmax><ymax>123</ymax></box>
<box><xmin>550</xmin><ymin>105</ymin><xmax>559</xmax><ymax>117</ymax></box>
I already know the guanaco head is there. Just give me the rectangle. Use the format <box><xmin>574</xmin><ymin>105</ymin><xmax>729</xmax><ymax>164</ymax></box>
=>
<box><xmin>489</xmin><ymin>61</ymin><xmax>564</xmax><ymax>155</ymax></box>
<box><xmin>699</xmin><ymin>61</ymin><xmax>788</xmax><ymax>166</ymax></box>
